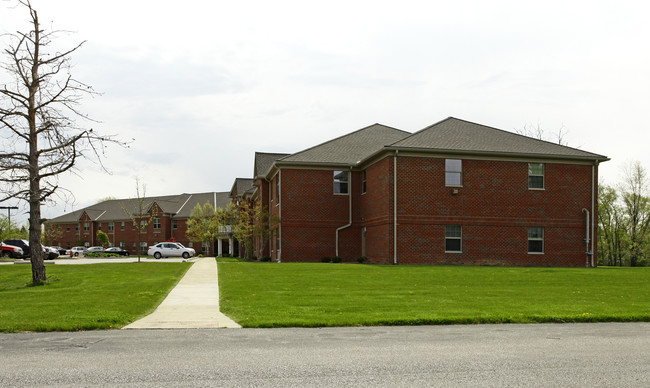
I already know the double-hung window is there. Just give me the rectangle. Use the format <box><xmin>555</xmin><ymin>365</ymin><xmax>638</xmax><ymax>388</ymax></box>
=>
<box><xmin>361</xmin><ymin>170</ymin><xmax>367</xmax><ymax>194</ymax></box>
<box><xmin>528</xmin><ymin>227</ymin><xmax>544</xmax><ymax>253</ymax></box>
<box><xmin>334</xmin><ymin>170</ymin><xmax>349</xmax><ymax>194</ymax></box>
<box><xmin>445</xmin><ymin>225</ymin><xmax>462</xmax><ymax>253</ymax></box>
<box><xmin>445</xmin><ymin>159</ymin><xmax>462</xmax><ymax>186</ymax></box>
<box><xmin>153</xmin><ymin>217</ymin><xmax>161</xmax><ymax>229</ymax></box>
<box><xmin>108</xmin><ymin>222</ymin><xmax>114</xmax><ymax>232</ymax></box>
<box><xmin>276</xmin><ymin>175</ymin><xmax>280</xmax><ymax>205</ymax></box>
<box><xmin>528</xmin><ymin>163</ymin><xmax>544</xmax><ymax>189</ymax></box>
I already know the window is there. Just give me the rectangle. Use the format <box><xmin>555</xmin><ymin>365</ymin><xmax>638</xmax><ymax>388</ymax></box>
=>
<box><xmin>120</xmin><ymin>241</ymin><xmax>125</xmax><ymax>248</ymax></box>
<box><xmin>172</xmin><ymin>219</ymin><xmax>177</xmax><ymax>229</ymax></box>
<box><xmin>528</xmin><ymin>163</ymin><xmax>544</xmax><ymax>189</ymax></box>
<box><xmin>108</xmin><ymin>222</ymin><xmax>114</xmax><ymax>232</ymax></box>
<box><xmin>334</xmin><ymin>170</ymin><xmax>349</xmax><ymax>194</ymax></box>
<box><xmin>276</xmin><ymin>175</ymin><xmax>280</xmax><ymax>205</ymax></box>
<box><xmin>528</xmin><ymin>227</ymin><xmax>544</xmax><ymax>253</ymax></box>
<box><xmin>202</xmin><ymin>242</ymin><xmax>209</xmax><ymax>253</ymax></box>
<box><xmin>140</xmin><ymin>220</ymin><xmax>146</xmax><ymax>232</ymax></box>
<box><xmin>132</xmin><ymin>242</ymin><xmax>136</xmax><ymax>250</ymax></box>
<box><xmin>83</xmin><ymin>222</ymin><xmax>89</xmax><ymax>232</ymax></box>
<box><xmin>76</xmin><ymin>224</ymin><xmax>79</xmax><ymax>232</ymax></box>
<box><xmin>445</xmin><ymin>225</ymin><xmax>462</xmax><ymax>253</ymax></box>
<box><xmin>66</xmin><ymin>225</ymin><xmax>70</xmax><ymax>232</ymax></box>
<box><xmin>276</xmin><ymin>229</ymin><xmax>280</xmax><ymax>254</ymax></box>
<box><xmin>98</xmin><ymin>224</ymin><xmax>102</xmax><ymax>231</ymax></box>
<box><xmin>132</xmin><ymin>222</ymin><xmax>135</xmax><ymax>231</ymax></box>
<box><xmin>140</xmin><ymin>242</ymin><xmax>148</xmax><ymax>254</ymax></box>
<box><xmin>153</xmin><ymin>217</ymin><xmax>161</xmax><ymax>229</ymax></box>
<box><xmin>362</xmin><ymin>170</ymin><xmax>367</xmax><ymax>194</ymax></box>
<box><xmin>445</xmin><ymin>159</ymin><xmax>462</xmax><ymax>186</ymax></box>
<box><xmin>120</xmin><ymin>221</ymin><xmax>125</xmax><ymax>231</ymax></box>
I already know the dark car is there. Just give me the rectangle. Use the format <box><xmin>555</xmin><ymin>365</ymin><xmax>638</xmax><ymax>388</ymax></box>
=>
<box><xmin>105</xmin><ymin>247</ymin><xmax>130</xmax><ymax>256</ymax></box>
<box><xmin>3</xmin><ymin>239</ymin><xmax>29</xmax><ymax>258</ymax></box>
<box><xmin>51</xmin><ymin>246</ymin><xmax>67</xmax><ymax>255</ymax></box>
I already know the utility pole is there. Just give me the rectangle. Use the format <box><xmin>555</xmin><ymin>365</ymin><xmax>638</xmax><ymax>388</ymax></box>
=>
<box><xmin>0</xmin><ymin>206</ymin><xmax>19</xmax><ymax>225</ymax></box>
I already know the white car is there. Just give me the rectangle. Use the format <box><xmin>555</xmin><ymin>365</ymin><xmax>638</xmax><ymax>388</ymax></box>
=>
<box><xmin>147</xmin><ymin>242</ymin><xmax>195</xmax><ymax>259</ymax></box>
<box><xmin>68</xmin><ymin>246</ymin><xmax>87</xmax><ymax>256</ymax></box>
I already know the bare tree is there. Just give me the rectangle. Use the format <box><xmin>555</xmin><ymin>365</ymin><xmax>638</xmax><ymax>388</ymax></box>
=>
<box><xmin>621</xmin><ymin>161</ymin><xmax>650</xmax><ymax>267</ymax></box>
<box><xmin>517</xmin><ymin>123</ymin><xmax>569</xmax><ymax>146</ymax></box>
<box><xmin>0</xmin><ymin>1</ymin><xmax>124</xmax><ymax>283</ymax></box>
<box><xmin>121</xmin><ymin>177</ymin><xmax>156</xmax><ymax>263</ymax></box>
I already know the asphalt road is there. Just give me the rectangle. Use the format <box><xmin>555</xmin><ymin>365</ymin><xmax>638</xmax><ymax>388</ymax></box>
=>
<box><xmin>0</xmin><ymin>323</ymin><xmax>648</xmax><ymax>387</ymax></box>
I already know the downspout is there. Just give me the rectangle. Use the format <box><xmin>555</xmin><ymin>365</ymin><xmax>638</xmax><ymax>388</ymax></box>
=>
<box><xmin>335</xmin><ymin>166</ymin><xmax>353</xmax><ymax>257</ymax></box>
<box><xmin>582</xmin><ymin>208</ymin><xmax>590</xmax><ymax>268</ymax></box>
<box><xmin>277</xmin><ymin>170</ymin><xmax>282</xmax><ymax>263</ymax></box>
<box><xmin>591</xmin><ymin>163</ymin><xmax>596</xmax><ymax>267</ymax></box>
<box><xmin>393</xmin><ymin>150</ymin><xmax>398</xmax><ymax>265</ymax></box>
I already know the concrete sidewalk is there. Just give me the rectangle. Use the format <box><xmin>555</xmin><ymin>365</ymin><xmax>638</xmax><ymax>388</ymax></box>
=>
<box><xmin>123</xmin><ymin>257</ymin><xmax>241</xmax><ymax>329</ymax></box>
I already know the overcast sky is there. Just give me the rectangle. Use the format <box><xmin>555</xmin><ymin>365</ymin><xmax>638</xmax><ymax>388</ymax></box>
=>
<box><xmin>2</xmin><ymin>0</ymin><xmax>649</xmax><ymax>224</ymax></box>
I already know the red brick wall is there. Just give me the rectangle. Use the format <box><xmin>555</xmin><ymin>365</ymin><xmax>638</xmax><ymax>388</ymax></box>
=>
<box><xmin>279</xmin><ymin>168</ymin><xmax>356</xmax><ymax>262</ymax></box>
<box><xmin>358</xmin><ymin>156</ymin><xmax>394</xmax><ymax>263</ymax></box>
<box><xmin>393</xmin><ymin>156</ymin><xmax>597</xmax><ymax>267</ymax></box>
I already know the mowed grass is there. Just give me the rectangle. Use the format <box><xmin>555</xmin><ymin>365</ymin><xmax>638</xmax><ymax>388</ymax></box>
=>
<box><xmin>218</xmin><ymin>263</ymin><xmax>650</xmax><ymax>327</ymax></box>
<box><xmin>0</xmin><ymin>263</ymin><xmax>190</xmax><ymax>332</ymax></box>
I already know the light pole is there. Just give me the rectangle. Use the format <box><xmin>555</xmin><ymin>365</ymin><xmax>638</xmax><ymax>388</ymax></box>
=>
<box><xmin>0</xmin><ymin>206</ymin><xmax>19</xmax><ymax>225</ymax></box>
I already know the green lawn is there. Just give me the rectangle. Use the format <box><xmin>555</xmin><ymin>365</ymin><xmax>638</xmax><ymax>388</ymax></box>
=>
<box><xmin>218</xmin><ymin>263</ymin><xmax>650</xmax><ymax>327</ymax></box>
<box><xmin>0</xmin><ymin>262</ymin><xmax>190</xmax><ymax>332</ymax></box>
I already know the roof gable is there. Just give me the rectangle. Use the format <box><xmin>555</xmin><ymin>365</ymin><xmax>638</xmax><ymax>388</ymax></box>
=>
<box><xmin>279</xmin><ymin>123</ymin><xmax>410</xmax><ymax>166</ymax></box>
<box><xmin>391</xmin><ymin>117</ymin><xmax>608</xmax><ymax>160</ymax></box>
<box><xmin>254</xmin><ymin>152</ymin><xmax>290</xmax><ymax>178</ymax></box>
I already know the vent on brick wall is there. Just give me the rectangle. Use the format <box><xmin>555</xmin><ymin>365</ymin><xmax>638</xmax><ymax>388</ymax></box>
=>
<box><xmin>451</xmin><ymin>189</ymin><xmax>459</xmax><ymax>195</ymax></box>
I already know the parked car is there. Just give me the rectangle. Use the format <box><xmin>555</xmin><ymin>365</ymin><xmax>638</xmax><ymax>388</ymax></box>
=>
<box><xmin>147</xmin><ymin>242</ymin><xmax>195</xmax><ymax>259</ymax></box>
<box><xmin>3</xmin><ymin>239</ymin><xmax>30</xmax><ymax>258</ymax></box>
<box><xmin>68</xmin><ymin>246</ymin><xmax>87</xmax><ymax>256</ymax></box>
<box><xmin>86</xmin><ymin>246</ymin><xmax>105</xmax><ymax>254</ymax></box>
<box><xmin>105</xmin><ymin>247</ymin><xmax>130</xmax><ymax>256</ymax></box>
<box><xmin>43</xmin><ymin>246</ymin><xmax>59</xmax><ymax>260</ymax></box>
<box><xmin>51</xmin><ymin>246</ymin><xmax>67</xmax><ymax>255</ymax></box>
<box><xmin>0</xmin><ymin>242</ymin><xmax>24</xmax><ymax>259</ymax></box>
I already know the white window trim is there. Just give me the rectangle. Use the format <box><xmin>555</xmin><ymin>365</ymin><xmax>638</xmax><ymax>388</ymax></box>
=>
<box><xmin>528</xmin><ymin>163</ymin><xmax>545</xmax><ymax>190</ymax></box>
<box><xmin>333</xmin><ymin>170</ymin><xmax>349</xmax><ymax>195</ymax></box>
<box><xmin>445</xmin><ymin>225</ymin><xmax>463</xmax><ymax>253</ymax></box>
<box><xmin>528</xmin><ymin>227</ymin><xmax>544</xmax><ymax>254</ymax></box>
<box><xmin>445</xmin><ymin>159</ymin><xmax>463</xmax><ymax>187</ymax></box>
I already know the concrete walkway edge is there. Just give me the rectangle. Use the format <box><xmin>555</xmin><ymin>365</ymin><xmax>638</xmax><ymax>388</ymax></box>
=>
<box><xmin>123</xmin><ymin>257</ymin><xmax>241</xmax><ymax>329</ymax></box>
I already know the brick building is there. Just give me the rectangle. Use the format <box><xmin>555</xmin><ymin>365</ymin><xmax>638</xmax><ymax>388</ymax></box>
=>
<box><xmin>45</xmin><ymin>192</ymin><xmax>234</xmax><ymax>256</ymax></box>
<box><xmin>46</xmin><ymin>117</ymin><xmax>608</xmax><ymax>266</ymax></box>
<box><xmin>254</xmin><ymin>117</ymin><xmax>608</xmax><ymax>266</ymax></box>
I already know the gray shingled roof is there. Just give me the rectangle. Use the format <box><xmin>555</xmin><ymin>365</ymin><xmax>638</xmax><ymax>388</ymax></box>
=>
<box><xmin>46</xmin><ymin>192</ymin><xmax>231</xmax><ymax>223</ymax></box>
<box><xmin>230</xmin><ymin>178</ymin><xmax>255</xmax><ymax>198</ymax></box>
<box><xmin>278</xmin><ymin>124</ymin><xmax>411</xmax><ymax>165</ymax></box>
<box><xmin>390</xmin><ymin>117</ymin><xmax>608</xmax><ymax>160</ymax></box>
<box><xmin>254</xmin><ymin>152</ymin><xmax>290</xmax><ymax>178</ymax></box>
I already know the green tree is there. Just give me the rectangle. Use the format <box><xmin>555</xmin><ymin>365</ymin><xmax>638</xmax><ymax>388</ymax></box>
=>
<box><xmin>598</xmin><ymin>185</ymin><xmax>627</xmax><ymax>266</ymax></box>
<box><xmin>0</xmin><ymin>215</ymin><xmax>23</xmax><ymax>241</ymax></box>
<box><xmin>186</xmin><ymin>202</ymin><xmax>219</xmax><ymax>255</ymax></box>
<box><xmin>233</xmin><ymin>201</ymin><xmax>276</xmax><ymax>259</ymax></box>
<box><xmin>96</xmin><ymin>230</ymin><xmax>110</xmax><ymax>247</ymax></box>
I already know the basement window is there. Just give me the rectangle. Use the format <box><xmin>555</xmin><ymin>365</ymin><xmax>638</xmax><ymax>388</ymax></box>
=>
<box><xmin>445</xmin><ymin>225</ymin><xmax>462</xmax><ymax>253</ymax></box>
<box><xmin>528</xmin><ymin>227</ymin><xmax>544</xmax><ymax>254</ymax></box>
<box><xmin>334</xmin><ymin>170</ymin><xmax>349</xmax><ymax>195</ymax></box>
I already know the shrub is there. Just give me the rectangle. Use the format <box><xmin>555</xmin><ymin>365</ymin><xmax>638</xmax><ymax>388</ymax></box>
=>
<box><xmin>260</xmin><ymin>256</ymin><xmax>272</xmax><ymax>262</ymax></box>
<box><xmin>85</xmin><ymin>253</ymin><xmax>102</xmax><ymax>258</ymax></box>
<box><xmin>321</xmin><ymin>257</ymin><xmax>331</xmax><ymax>263</ymax></box>
<box><xmin>331</xmin><ymin>256</ymin><xmax>342</xmax><ymax>263</ymax></box>
<box><xmin>357</xmin><ymin>256</ymin><xmax>367</xmax><ymax>263</ymax></box>
<box><xmin>198</xmin><ymin>254</ymin><xmax>204</xmax><ymax>258</ymax></box>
